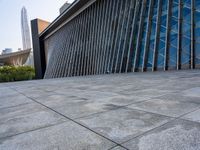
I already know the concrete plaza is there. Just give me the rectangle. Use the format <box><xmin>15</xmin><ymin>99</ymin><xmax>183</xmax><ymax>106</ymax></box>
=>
<box><xmin>1</xmin><ymin>70</ymin><xmax>200</xmax><ymax>150</ymax></box>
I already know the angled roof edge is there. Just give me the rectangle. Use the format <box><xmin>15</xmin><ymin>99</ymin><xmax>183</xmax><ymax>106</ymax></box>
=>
<box><xmin>39</xmin><ymin>0</ymin><xmax>95</xmax><ymax>39</ymax></box>
<box><xmin>0</xmin><ymin>49</ymin><xmax>31</xmax><ymax>59</ymax></box>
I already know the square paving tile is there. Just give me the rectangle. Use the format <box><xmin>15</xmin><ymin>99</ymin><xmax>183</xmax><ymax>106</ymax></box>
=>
<box><xmin>182</xmin><ymin>87</ymin><xmax>200</xmax><ymax>97</ymax></box>
<box><xmin>122</xmin><ymin>119</ymin><xmax>200</xmax><ymax>150</ymax></box>
<box><xmin>0</xmin><ymin>102</ymin><xmax>67</xmax><ymax>138</ymax></box>
<box><xmin>49</xmin><ymin>99</ymin><xmax>121</xmax><ymax>119</ymax></box>
<box><xmin>181</xmin><ymin>108</ymin><xmax>200</xmax><ymax>123</ymax></box>
<box><xmin>77</xmin><ymin>108</ymin><xmax>171</xmax><ymax>143</ymax></box>
<box><xmin>0</xmin><ymin>121</ymin><xmax>116</xmax><ymax>150</ymax></box>
<box><xmin>0</xmin><ymin>94</ymin><xmax>32</xmax><ymax>109</ymax></box>
<box><xmin>154</xmin><ymin>92</ymin><xmax>200</xmax><ymax>104</ymax></box>
<box><xmin>54</xmin><ymin>89</ymin><xmax>119</xmax><ymax>101</ymax></box>
<box><xmin>20</xmin><ymin>89</ymin><xmax>56</xmax><ymax>99</ymax></box>
<box><xmin>35</xmin><ymin>93</ymin><xmax>147</xmax><ymax>119</ymax></box>
<box><xmin>36</xmin><ymin>94</ymin><xmax>122</xmax><ymax>119</ymax></box>
<box><xmin>116</xmin><ymin>89</ymin><xmax>171</xmax><ymax>98</ymax></box>
<box><xmin>35</xmin><ymin>93</ymin><xmax>149</xmax><ymax>118</ymax></box>
<box><xmin>128</xmin><ymin>99</ymin><xmax>200</xmax><ymax>117</ymax></box>
<box><xmin>0</xmin><ymin>88</ymin><xmax>19</xmax><ymax>98</ymax></box>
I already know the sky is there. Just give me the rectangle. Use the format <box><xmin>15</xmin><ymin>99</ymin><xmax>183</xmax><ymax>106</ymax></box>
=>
<box><xmin>0</xmin><ymin>0</ymin><xmax>74</xmax><ymax>52</ymax></box>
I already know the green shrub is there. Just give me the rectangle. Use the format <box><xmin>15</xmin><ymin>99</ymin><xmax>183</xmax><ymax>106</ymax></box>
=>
<box><xmin>0</xmin><ymin>66</ymin><xmax>35</xmax><ymax>82</ymax></box>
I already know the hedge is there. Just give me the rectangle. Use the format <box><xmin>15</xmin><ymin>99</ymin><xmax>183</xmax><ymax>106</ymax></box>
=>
<box><xmin>0</xmin><ymin>66</ymin><xmax>35</xmax><ymax>82</ymax></box>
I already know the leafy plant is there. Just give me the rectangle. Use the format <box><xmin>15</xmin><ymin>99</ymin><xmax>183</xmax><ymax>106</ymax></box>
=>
<box><xmin>0</xmin><ymin>66</ymin><xmax>35</xmax><ymax>82</ymax></box>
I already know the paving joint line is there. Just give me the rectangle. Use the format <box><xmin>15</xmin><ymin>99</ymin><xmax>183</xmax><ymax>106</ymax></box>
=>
<box><xmin>124</xmin><ymin>107</ymin><xmax>176</xmax><ymax>119</ymax></box>
<box><xmin>11</xmin><ymin>87</ymin><xmax>128</xmax><ymax>149</ymax></box>
<box><xmin>0</xmin><ymin>102</ymin><xmax>33</xmax><ymax>111</ymax></box>
<box><xmin>73</xmin><ymin>98</ymin><xmax>154</xmax><ymax>120</ymax></box>
<box><xmin>119</xmin><ymin>103</ymin><xmax>200</xmax><ymax>146</ymax></box>
<box><xmin>108</xmin><ymin>145</ymin><xmax>129</xmax><ymax>150</ymax></box>
<box><xmin>0</xmin><ymin>120</ymin><xmax>68</xmax><ymax>141</ymax></box>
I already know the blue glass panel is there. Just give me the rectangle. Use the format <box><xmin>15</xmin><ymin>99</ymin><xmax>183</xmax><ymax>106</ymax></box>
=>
<box><xmin>171</xmin><ymin>17</ymin><xmax>178</xmax><ymax>32</ymax></box>
<box><xmin>147</xmin><ymin>49</ymin><xmax>154</xmax><ymax>67</ymax></box>
<box><xmin>149</xmin><ymin>40</ymin><xmax>155</xmax><ymax>50</ymax></box>
<box><xmin>147</xmin><ymin>0</ymin><xmax>158</xmax><ymax>69</ymax></box>
<box><xmin>184</xmin><ymin>0</ymin><xmax>191</xmax><ymax>7</ymax></box>
<box><xmin>160</xmin><ymin>26</ymin><xmax>166</xmax><ymax>41</ymax></box>
<box><xmin>170</xmin><ymin>35</ymin><xmax>178</xmax><ymax>47</ymax></box>
<box><xmin>182</xmin><ymin>36</ymin><xmax>191</xmax><ymax>48</ymax></box>
<box><xmin>181</xmin><ymin>1</ymin><xmax>191</xmax><ymax>67</ymax></box>
<box><xmin>182</xmin><ymin>22</ymin><xmax>191</xmax><ymax>33</ymax></box>
<box><xmin>181</xmin><ymin>52</ymin><xmax>190</xmax><ymax>65</ymax></box>
<box><xmin>139</xmin><ymin>42</ymin><xmax>145</xmax><ymax>67</ymax></box>
<box><xmin>168</xmin><ymin>2</ymin><xmax>178</xmax><ymax>68</ymax></box>
<box><xmin>195</xmin><ymin>11</ymin><xmax>200</xmax><ymax>27</ymax></box>
<box><xmin>157</xmin><ymin>0</ymin><xmax>168</xmax><ymax>68</ymax></box>
<box><xmin>182</xmin><ymin>6</ymin><xmax>191</xmax><ymax>23</ymax></box>
<box><xmin>169</xmin><ymin>46</ymin><xmax>177</xmax><ymax>67</ymax></box>
<box><xmin>172</xmin><ymin>3</ymin><xmax>178</xmax><ymax>18</ymax></box>
<box><xmin>159</xmin><ymin>40</ymin><xmax>165</xmax><ymax>49</ymax></box>
<box><xmin>196</xmin><ymin>0</ymin><xmax>200</xmax><ymax>10</ymax></box>
<box><xmin>138</xmin><ymin>0</ymin><xmax>150</xmax><ymax>68</ymax></box>
<box><xmin>182</xmin><ymin>23</ymin><xmax>191</xmax><ymax>38</ymax></box>
<box><xmin>195</xmin><ymin>43</ymin><xmax>200</xmax><ymax>64</ymax></box>
<box><xmin>161</xmin><ymin>16</ymin><xmax>167</xmax><ymax>26</ymax></box>
<box><xmin>181</xmin><ymin>36</ymin><xmax>191</xmax><ymax>65</ymax></box>
<box><xmin>157</xmin><ymin>47</ymin><xmax>165</xmax><ymax>67</ymax></box>
<box><xmin>196</xmin><ymin>28</ymin><xmax>200</xmax><ymax>42</ymax></box>
<box><xmin>173</xmin><ymin>0</ymin><xmax>179</xmax><ymax>4</ymax></box>
<box><xmin>195</xmin><ymin>1</ymin><xmax>200</xmax><ymax>65</ymax></box>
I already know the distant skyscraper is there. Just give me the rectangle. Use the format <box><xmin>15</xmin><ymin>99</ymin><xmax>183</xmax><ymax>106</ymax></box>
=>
<box><xmin>21</xmin><ymin>7</ymin><xmax>31</xmax><ymax>50</ymax></box>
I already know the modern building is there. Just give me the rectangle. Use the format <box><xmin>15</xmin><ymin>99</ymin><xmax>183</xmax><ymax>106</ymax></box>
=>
<box><xmin>21</xmin><ymin>6</ymin><xmax>34</xmax><ymax>66</ymax></box>
<box><xmin>0</xmin><ymin>49</ymin><xmax>31</xmax><ymax>66</ymax></box>
<box><xmin>31</xmin><ymin>0</ymin><xmax>200</xmax><ymax>79</ymax></box>
<box><xmin>21</xmin><ymin>6</ymin><xmax>31</xmax><ymax>50</ymax></box>
<box><xmin>1</xmin><ymin>48</ymin><xmax>12</xmax><ymax>55</ymax></box>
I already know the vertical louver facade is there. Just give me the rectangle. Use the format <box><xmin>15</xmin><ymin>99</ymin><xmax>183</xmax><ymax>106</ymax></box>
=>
<box><xmin>33</xmin><ymin>0</ymin><xmax>200</xmax><ymax>79</ymax></box>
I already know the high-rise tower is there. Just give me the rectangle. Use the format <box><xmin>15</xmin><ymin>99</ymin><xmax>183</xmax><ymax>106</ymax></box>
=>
<box><xmin>21</xmin><ymin>7</ymin><xmax>31</xmax><ymax>50</ymax></box>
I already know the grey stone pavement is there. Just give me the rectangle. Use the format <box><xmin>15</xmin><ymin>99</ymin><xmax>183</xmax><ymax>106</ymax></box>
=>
<box><xmin>1</xmin><ymin>70</ymin><xmax>200</xmax><ymax>150</ymax></box>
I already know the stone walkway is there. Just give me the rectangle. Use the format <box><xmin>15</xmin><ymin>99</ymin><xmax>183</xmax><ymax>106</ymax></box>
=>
<box><xmin>1</xmin><ymin>70</ymin><xmax>200</xmax><ymax>150</ymax></box>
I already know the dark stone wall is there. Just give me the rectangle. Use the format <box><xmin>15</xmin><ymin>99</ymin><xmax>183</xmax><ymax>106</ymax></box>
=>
<box><xmin>31</xmin><ymin>19</ymin><xmax>50</xmax><ymax>79</ymax></box>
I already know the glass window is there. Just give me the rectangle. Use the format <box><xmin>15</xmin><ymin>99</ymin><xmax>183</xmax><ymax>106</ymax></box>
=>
<box><xmin>180</xmin><ymin>1</ymin><xmax>191</xmax><ymax>67</ymax></box>
<box><xmin>146</xmin><ymin>0</ymin><xmax>159</xmax><ymax>69</ymax></box>
<box><xmin>138</xmin><ymin>0</ymin><xmax>150</xmax><ymax>68</ymax></box>
<box><xmin>195</xmin><ymin>0</ymin><xmax>200</xmax><ymax>65</ymax></box>
<box><xmin>168</xmin><ymin>1</ymin><xmax>178</xmax><ymax>68</ymax></box>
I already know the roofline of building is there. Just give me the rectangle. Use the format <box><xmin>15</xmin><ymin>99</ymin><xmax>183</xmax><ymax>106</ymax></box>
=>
<box><xmin>0</xmin><ymin>49</ymin><xmax>31</xmax><ymax>59</ymax></box>
<box><xmin>0</xmin><ymin>49</ymin><xmax>31</xmax><ymax>66</ymax></box>
<box><xmin>39</xmin><ymin>0</ymin><xmax>96</xmax><ymax>39</ymax></box>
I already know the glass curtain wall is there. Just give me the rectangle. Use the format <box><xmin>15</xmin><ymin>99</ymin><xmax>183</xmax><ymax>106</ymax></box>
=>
<box><xmin>42</xmin><ymin>0</ymin><xmax>200</xmax><ymax>78</ymax></box>
<box><xmin>181</xmin><ymin>0</ymin><xmax>191</xmax><ymax>68</ymax></box>
<box><xmin>195</xmin><ymin>0</ymin><xmax>200</xmax><ymax>66</ymax></box>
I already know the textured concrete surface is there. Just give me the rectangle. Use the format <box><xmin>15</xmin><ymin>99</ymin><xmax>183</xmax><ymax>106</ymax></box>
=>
<box><xmin>0</xmin><ymin>70</ymin><xmax>200</xmax><ymax>150</ymax></box>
